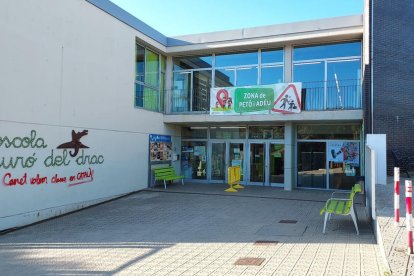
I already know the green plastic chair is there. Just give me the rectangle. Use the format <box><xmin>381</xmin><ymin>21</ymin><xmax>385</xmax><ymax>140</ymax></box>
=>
<box><xmin>320</xmin><ymin>184</ymin><xmax>362</xmax><ymax>235</ymax></box>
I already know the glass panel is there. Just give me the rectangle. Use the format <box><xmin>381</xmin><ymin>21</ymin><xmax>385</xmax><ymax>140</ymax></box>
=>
<box><xmin>173</xmin><ymin>55</ymin><xmax>213</xmax><ymax>70</ymax></box>
<box><xmin>212</xmin><ymin>143</ymin><xmax>226</xmax><ymax>181</ymax></box>
<box><xmin>143</xmin><ymin>86</ymin><xmax>158</xmax><ymax>111</ymax></box>
<box><xmin>161</xmin><ymin>55</ymin><xmax>166</xmax><ymax>71</ymax></box>
<box><xmin>250</xmin><ymin>143</ymin><xmax>265</xmax><ymax>182</ymax></box>
<box><xmin>236</xmin><ymin>67</ymin><xmax>258</xmax><ymax>86</ymax></box>
<box><xmin>261</xmin><ymin>49</ymin><xmax>283</xmax><ymax>64</ymax></box>
<box><xmin>135</xmin><ymin>44</ymin><xmax>145</xmax><ymax>83</ymax></box>
<box><xmin>210</xmin><ymin>127</ymin><xmax>246</xmax><ymax>139</ymax></box>
<box><xmin>172</xmin><ymin>72</ymin><xmax>191</xmax><ymax>112</ymax></box>
<box><xmin>160</xmin><ymin>72</ymin><xmax>165</xmax><ymax>112</ymax></box>
<box><xmin>297</xmin><ymin>142</ymin><xmax>326</xmax><ymax>189</ymax></box>
<box><xmin>230</xmin><ymin>143</ymin><xmax>244</xmax><ymax>181</ymax></box>
<box><xmin>181</xmin><ymin>141</ymin><xmax>207</xmax><ymax>180</ymax></box>
<box><xmin>215</xmin><ymin>51</ymin><xmax>258</xmax><ymax>67</ymax></box>
<box><xmin>261</xmin><ymin>66</ymin><xmax>283</xmax><ymax>85</ymax></box>
<box><xmin>135</xmin><ymin>83</ymin><xmax>158</xmax><ymax>111</ymax></box>
<box><xmin>269</xmin><ymin>144</ymin><xmax>284</xmax><ymax>184</ymax></box>
<box><xmin>249</xmin><ymin>126</ymin><xmax>284</xmax><ymax>139</ymax></box>
<box><xmin>293</xmin><ymin>62</ymin><xmax>325</xmax><ymax>110</ymax></box>
<box><xmin>297</xmin><ymin>125</ymin><xmax>361</xmax><ymax>140</ymax></box>
<box><xmin>181</xmin><ymin>127</ymin><xmax>208</xmax><ymax>139</ymax></box>
<box><xmin>328</xmin><ymin>141</ymin><xmax>360</xmax><ymax>190</ymax></box>
<box><xmin>215</xmin><ymin>69</ymin><xmax>235</xmax><ymax>87</ymax></box>
<box><xmin>293</xmin><ymin>41</ymin><xmax>361</xmax><ymax>61</ymax></box>
<box><xmin>326</xmin><ymin>60</ymin><xmax>361</xmax><ymax>109</ymax></box>
<box><xmin>193</xmin><ymin>70</ymin><xmax>212</xmax><ymax>111</ymax></box>
<box><xmin>145</xmin><ymin>49</ymin><xmax>159</xmax><ymax>87</ymax></box>
<box><xmin>135</xmin><ymin>82</ymin><xmax>144</xmax><ymax>107</ymax></box>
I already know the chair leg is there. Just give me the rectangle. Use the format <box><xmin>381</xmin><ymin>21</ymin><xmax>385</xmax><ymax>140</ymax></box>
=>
<box><xmin>350</xmin><ymin>206</ymin><xmax>359</xmax><ymax>235</ymax></box>
<box><xmin>323</xmin><ymin>212</ymin><xmax>329</xmax><ymax>234</ymax></box>
<box><xmin>164</xmin><ymin>180</ymin><xmax>167</xmax><ymax>190</ymax></box>
<box><xmin>181</xmin><ymin>179</ymin><xmax>184</xmax><ymax>185</ymax></box>
<box><xmin>328</xmin><ymin>213</ymin><xmax>332</xmax><ymax>221</ymax></box>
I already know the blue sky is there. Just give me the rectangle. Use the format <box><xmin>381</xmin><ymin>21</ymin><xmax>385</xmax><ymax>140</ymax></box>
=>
<box><xmin>109</xmin><ymin>0</ymin><xmax>363</xmax><ymax>37</ymax></box>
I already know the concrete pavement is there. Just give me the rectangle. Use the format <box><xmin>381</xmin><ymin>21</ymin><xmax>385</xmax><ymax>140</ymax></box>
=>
<box><xmin>376</xmin><ymin>176</ymin><xmax>414</xmax><ymax>275</ymax></box>
<box><xmin>0</xmin><ymin>184</ymin><xmax>388</xmax><ymax>275</ymax></box>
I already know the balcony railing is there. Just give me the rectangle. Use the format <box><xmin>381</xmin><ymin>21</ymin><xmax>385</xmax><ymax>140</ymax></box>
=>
<box><xmin>300</xmin><ymin>79</ymin><xmax>361</xmax><ymax>111</ymax></box>
<box><xmin>163</xmin><ymin>79</ymin><xmax>361</xmax><ymax>114</ymax></box>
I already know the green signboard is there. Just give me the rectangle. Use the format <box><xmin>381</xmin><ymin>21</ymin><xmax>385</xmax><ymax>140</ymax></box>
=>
<box><xmin>234</xmin><ymin>87</ymin><xmax>274</xmax><ymax>113</ymax></box>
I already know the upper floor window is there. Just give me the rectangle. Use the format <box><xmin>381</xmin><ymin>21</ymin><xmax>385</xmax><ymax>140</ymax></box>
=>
<box><xmin>135</xmin><ymin>44</ymin><xmax>165</xmax><ymax>112</ymax></box>
<box><xmin>260</xmin><ymin>48</ymin><xmax>284</xmax><ymax>85</ymax></box>
<box><xmin>293</xmin><ymin>41</ymin><xmax>362</xmax><ymax>110</ymax></box>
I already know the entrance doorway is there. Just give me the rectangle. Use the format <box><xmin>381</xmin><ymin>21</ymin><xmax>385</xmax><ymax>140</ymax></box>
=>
<box><xmin>209</xmin><ymin>141</ymin><xmax>245</xmax><ymax>183</ymax></box>
<box><xmin>248</xmin><ymin>142</ymin><xmax>284</xmax><ymax>186</ymax></box>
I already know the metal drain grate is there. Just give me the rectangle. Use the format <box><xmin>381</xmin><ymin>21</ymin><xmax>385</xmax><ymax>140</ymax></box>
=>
<box><xmin>278</xmin><ymin>219</ymin><xmax>297</xmax><ymax>224</ymax></box>
<box><xmin>234</xmin><ymin>258</ymin><xmax>265</xmax><ymax>266</ymax></box>
<box><xmin>254</xmin><ymin>240</ymin><xmax>279</xmax><ymax>245</ymax></box>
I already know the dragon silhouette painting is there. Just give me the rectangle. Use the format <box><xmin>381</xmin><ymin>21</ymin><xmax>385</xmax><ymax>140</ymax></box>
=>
<box><xmin>57</xmin><ymin>130</ymin><xmax>89</xmax><ymax>157</ymax></box>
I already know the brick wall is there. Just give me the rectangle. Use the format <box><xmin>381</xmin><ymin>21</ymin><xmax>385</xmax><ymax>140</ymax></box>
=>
<box><xmin>367</xmin><ymin>0</ymin><xmax>414</xmax><ymax>174</ymax></box>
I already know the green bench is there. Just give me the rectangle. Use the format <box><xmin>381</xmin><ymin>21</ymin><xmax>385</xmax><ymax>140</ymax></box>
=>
<box><xmin>153</xmin><ymin>166</ymin><xmax>184</xmax><ymax>189</ymax></box>
<box><xmin>320</xmin><ymin>184</ymin><xmax>362</xmax><ymax>235</ymax></box>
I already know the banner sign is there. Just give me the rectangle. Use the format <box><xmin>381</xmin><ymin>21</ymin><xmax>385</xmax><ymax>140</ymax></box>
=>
<box><xmin>210</xmin><ymin>83</ymin><xmax>302</xmax><ymax>115</ymax></box>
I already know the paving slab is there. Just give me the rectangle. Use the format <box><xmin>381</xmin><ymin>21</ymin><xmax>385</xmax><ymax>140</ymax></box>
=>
<box><xmin>0</xmin><ymin>183</ymin><xmax>388</xmax><ymax>275</ymax></box>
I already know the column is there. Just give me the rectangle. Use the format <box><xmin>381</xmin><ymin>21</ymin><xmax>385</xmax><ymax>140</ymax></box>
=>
<box><xmin>284</xmin><ymin>122</ymin><xmax>295</xmax><ymax>191</ymax></box>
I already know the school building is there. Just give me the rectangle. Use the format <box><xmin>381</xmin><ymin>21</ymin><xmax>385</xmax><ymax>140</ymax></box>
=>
<box><xmin>0</xmin><ymin>0</ymin><xmax>409</xmax><ymax>231</ymax></box>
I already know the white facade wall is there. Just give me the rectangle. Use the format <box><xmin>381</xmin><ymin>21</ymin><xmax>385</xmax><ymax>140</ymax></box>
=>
<box><xmin>0</xmin><ymin>0</ymin><xmax>177</xmax><ymax>231</ymax></box>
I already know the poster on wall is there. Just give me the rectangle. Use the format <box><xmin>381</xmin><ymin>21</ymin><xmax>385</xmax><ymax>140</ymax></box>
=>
<box><xmin>327</xmin><ymin>141</ymin><xmax>360</xmax><ymax>166</ymax></box>
<box><xmin>149</xmin><ymin>134</ymin><xmax>172</xmax><ymax>162</ymax></box>
<box><xmin>210</xmin><ymin>83</ymin><xmax>302</xmax><ymax>115</ymax></box>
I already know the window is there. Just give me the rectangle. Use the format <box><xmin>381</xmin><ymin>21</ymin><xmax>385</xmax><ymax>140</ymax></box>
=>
<box><xmin>293</xmin><ymin>41</ymin><xmax>361</xmax><ymax>111</ymax></box>
<box><xmin>135</xmin><ymin>44</ymin><xmax>165</xmax><ymax>112</ymax></box>
<box><xmin>215</xmin><ymin>51</ymin><xmax>258</xmax><ymax>87</ymax></box>
<box><xmin>172</xmin><ymin>55</ymin><xmax>213</xmax><ymax>112</ymax></box>
<box><xmin>260</xmin><ymin>49</ymin><xmax>284</xmax><ymax>85</ymax></box>
<box><xmin>170</xmin><ymin>49</ymin><xmax>285</xmax><ymax>113</ymax></box>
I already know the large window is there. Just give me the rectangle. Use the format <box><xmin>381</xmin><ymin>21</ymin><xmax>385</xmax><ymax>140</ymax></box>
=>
<box><xmin>293</xmin><ymin>41</ymin><xmax>361</xmax><ymax>111</ymax></box>
<box><xmin>172</xmin><ymin>49</ymin><xmax>284</xmax><ymax>112</ymax></box>
<box><xmin>135</xmin><ymin>44</ymin><xmax>165</xmax><ymax>112</ymax></box>
<box><xmin>173</xmin><ymin>55</ymin><xmax>213</xmax><ymax>112</ymax></box>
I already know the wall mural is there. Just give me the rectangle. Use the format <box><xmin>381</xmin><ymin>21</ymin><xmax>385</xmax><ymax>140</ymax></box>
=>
<box><xmin>1</xmin><ymin>130</ymin><xmax>104</xmax><ymax>187</ymax></box>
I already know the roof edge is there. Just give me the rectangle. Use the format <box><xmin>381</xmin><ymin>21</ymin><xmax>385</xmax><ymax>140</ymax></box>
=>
<box><xmin>85</xmin><ymin>0</ymin><xmax>168</xmax><ymax>46</ymax></box>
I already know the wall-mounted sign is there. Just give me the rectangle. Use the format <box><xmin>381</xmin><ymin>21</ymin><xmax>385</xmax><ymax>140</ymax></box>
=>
<box><xmin>149</xmin><ymin>134</ymin><xmax>172</xmax><ymax>162</ymax></box>
<box><xmin>210</xmin><ymin>83</ymin><xmax>302</xmax><ymax>115</ymax></box>
<box><xmin>327</xmin><ymin>141</ymin><xmax>360</xmax><ymax>166</ymax></box>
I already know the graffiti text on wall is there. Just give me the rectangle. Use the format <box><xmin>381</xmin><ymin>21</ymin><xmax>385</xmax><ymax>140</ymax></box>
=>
<box><xmin>1</xmin><ymin>130</ymin><xmax>104</xmax><ymax>188</ymax></box>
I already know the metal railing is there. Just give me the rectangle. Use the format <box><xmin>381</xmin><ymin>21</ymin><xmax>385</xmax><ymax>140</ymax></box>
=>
<box><xmin>164</xmin><ymin>79</ymin><xmax>362</xmax><ymax>114</ymax></box>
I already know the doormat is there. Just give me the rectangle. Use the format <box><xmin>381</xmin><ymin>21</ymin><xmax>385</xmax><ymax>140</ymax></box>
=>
<box><xmin>234</xmin><ymin>258</ymin><xmax>265</xmax><ymax>266</ymax></box>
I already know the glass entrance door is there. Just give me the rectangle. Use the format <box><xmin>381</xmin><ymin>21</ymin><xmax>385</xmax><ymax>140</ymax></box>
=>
<box><xmin>249</xmin><ymin>143</ymin><xmax>265</xmax><ymax>184</ymax></box>
<box><xmin>209</xmin><ymin>141</ymin><xmax>245</xmax><ymax>183</ymax></box>
<box><xmin>229</xmin><ymin>143</ymin><xmax>244</xmax><ymax>181</ymax></box>
<box><xmin>297</xmin><ymin>142</ymin><xmax>327</xmax><ymax>189</ymax></box>
<box><xmin>268</xmin><ymin>143</ymin><xmax>284</xmax><ymax>186</ymax></box>
<box><xmin>211</xmin><ymin>143</ymin><xmax>226</xmax><ymax>181</ymax></box>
